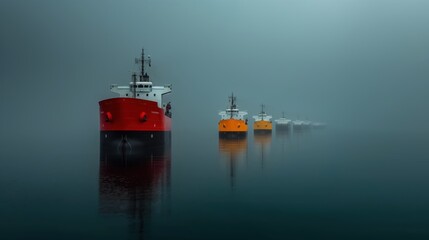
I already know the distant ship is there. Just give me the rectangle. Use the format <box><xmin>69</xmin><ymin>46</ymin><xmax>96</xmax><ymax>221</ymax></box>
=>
<box><xmin>292</xmin><ymin>120</ymin><xmax>305</xmax><ymax>130</ymax></box>
<box><xmin>218</xmin><ymin>93</ymin><xmax>248</xmax><ymax>138</ymax></box>
<box><xmin>99</xmin><ymin>49</ymin><xmax>172</xmax><ymax>148</ymax></box>
<box><xmin>302</xmin><ymin>120</ymin><xmax>312</xmax><ymax>128</ymax></box>
<box><xmin>293</xmin><ymin>119</ymin><xmax>312</xmax><ymax>131</ymax></box>
<box><xmin>274</xmin><ymin>112</ymin><xmax>291</xmax><ymax>130</ymax></box>
<box><xmin>311</xmin><ymin>122</ymin><xmax>326</xmax><ymax>129</ymax></box>
<box><xmin>253</xmin><ymin>104</ymin><xmax>272</xmax><ymax>133</ymax></box>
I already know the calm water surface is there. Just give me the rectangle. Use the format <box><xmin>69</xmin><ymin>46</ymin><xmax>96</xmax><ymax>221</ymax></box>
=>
<box><xmin>1</xmin><ymin>128</ymin><xmax>429</xmax><ymax>239</ymax></box>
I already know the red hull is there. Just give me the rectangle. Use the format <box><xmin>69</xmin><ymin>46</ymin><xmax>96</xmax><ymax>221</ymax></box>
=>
<box><xmin>99</xmin><ymin>98</ymin><xmax>171</xmax><ymax>131</ymax></box>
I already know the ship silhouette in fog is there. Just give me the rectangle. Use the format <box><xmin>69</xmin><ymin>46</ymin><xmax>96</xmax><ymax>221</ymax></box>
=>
<box><xmin>99</xmin><ymin>48</ymin><xmax>172</xmax><ymax>151</ymax></box>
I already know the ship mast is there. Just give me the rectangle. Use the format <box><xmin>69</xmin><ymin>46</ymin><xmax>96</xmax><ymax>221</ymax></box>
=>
<box><xmin>129</xmin><ymin>48</ymin><xmax>152</xmax><ymax>98</ymax></box>
<box><xmin>229</xmin><ymin>93</ymin><xmax>236</xmax><ymax>119</ymax></box>
<box><xmin>260</xmin><ymin>104</ymin><xmax>265</xmax><ymax>120</ymax></box>
<box><xmin>135</xmin><ymin>48</ymin><xmax>152</xmax><ymax>82</ymax></box>
<box><xmin>141</xmin><ymin>49</ymin><xmax>145</xmax><ymax>77</ymax></box>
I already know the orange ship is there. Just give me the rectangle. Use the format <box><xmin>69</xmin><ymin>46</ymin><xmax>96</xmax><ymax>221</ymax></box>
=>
<box><xmin>218</xmin><ymin>93</ymin><xmax>248</xmax><ymax>137</ymax></box>
<box><xmin>253</xmin><ymin>104</ymin><xmax>272</xmax><ymax>132</ymax></box>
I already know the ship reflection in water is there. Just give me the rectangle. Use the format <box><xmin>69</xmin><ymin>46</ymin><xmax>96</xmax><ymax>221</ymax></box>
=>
<box><xmin>218</xmin><ymin>134</ymin><xmax>247</xmax><ymax>187</ymax></box>
<box><xmin>275</xmin><ymin>124</ymin><xmax>291</xmax><ymax>138</ymax></box>
<box><xmin>254</xmin><ymin>131</ymin><xmax>272</xmax><ymax>168</ymax></box>
<box><xmin>99</xmin><ymin>137</ymin><xmax>171</xmax><ymax>239</ymax></box>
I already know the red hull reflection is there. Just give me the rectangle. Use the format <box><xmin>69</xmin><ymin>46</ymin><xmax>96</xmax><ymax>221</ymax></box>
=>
<box><xmin>99</xmin><ymin>142</ymin><xmax>171</xmax><ymax>238</ymax></box>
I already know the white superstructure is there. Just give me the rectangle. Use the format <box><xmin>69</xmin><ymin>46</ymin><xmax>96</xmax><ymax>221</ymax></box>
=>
<box><xmin>274</xmin><ymin>112</ymin><xmax>291</xmax><ymax>125</ymax></box>
<box><xmin>110</xmin><ymin>81</ymin><xmax>172</xmax><ymax>108</ymax></box>
<box><xmin>252</xmin><ymin>105</ymin><xmax>272</xmax><ymax>122</ymax></box>
<box><xmin>275</xmin><ymin>118</ymin><xmax>291</xmax><ymax>125</ymax></box>
<box><xmin>253</xmin><ymin>113</ymin><xmax>272</xmax><ymax>122</ymax></box>
<box><xmin>302</xmin><ymin>120</ymin><xmax>312</xmax><ymax>127</ymax></box>
<box><xmin>311</xmin><ymin>122</ymin><xmax>326</xmax><ymax>128</ymax></box>
<box><xmin>219</xmin><ymin>108</ymin><xmax>248</xmax><ymax>120</ymax></box>
<box><xmin>108</xmin><ymin>49</ymin><xmax>172</xmax><ymax>109</ymax></box>
<box><xmin>219</xmin><ymin>93</ymin><xmax>248</xmax><ymax>120</ymax></box>
<box><xmin>292</xmin><ymin>120</ymin><xmax>305</xmax><ymax>127</ymax></box>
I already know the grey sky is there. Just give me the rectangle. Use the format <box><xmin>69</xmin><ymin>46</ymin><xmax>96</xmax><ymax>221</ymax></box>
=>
<box><xmin>1</xmin><ymin>0</ymin><xmax>429</xmax><ymax>144</ymax></box>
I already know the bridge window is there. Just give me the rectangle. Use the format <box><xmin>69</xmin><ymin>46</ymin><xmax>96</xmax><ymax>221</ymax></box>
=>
<box><xmin>138</xmin><ymin>84</ymin><xmax>143</xmax><ymax>88</ymax></box>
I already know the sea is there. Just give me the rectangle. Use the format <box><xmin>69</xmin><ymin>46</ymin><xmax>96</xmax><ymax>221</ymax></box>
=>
<box><xmin>1</xmin><ymin>127</ymin><xmax>429</xmax><ymax>240</ymax></box>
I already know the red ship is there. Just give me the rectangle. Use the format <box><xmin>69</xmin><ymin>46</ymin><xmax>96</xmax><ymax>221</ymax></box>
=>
<box><xmin>99</xmin><ymin>49</ymin><xmax>172</xmax><ymax>149</ymax></box>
